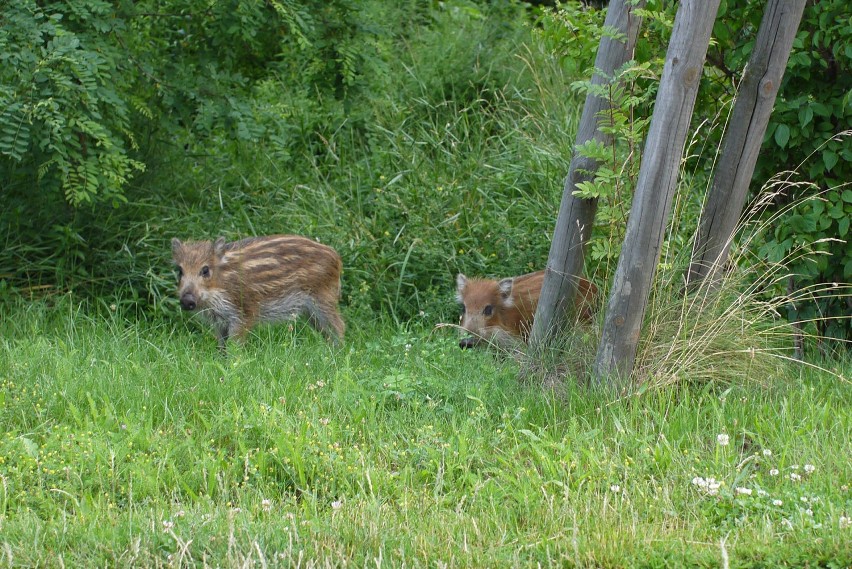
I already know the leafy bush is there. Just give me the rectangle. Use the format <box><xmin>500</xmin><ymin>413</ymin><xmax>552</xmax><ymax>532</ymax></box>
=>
<box><xmin>0</xmin><ymin>0</ymin><xmax>144</xmax><ymax>206</ymax></box>
<box><xmin>708</xmin><ymin>0</ymin><xmax>852</xmax><ymax>345</ymax></box>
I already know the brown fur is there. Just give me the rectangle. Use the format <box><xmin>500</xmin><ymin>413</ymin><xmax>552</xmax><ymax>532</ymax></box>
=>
<box><xmin>456</xmin><ymin>270</ymin><xmax>597</xmax><ymax>349</ymax></box>
<box><xmin>172</xmin><ymin>235</ymin><xmax>344</xmax><ymax>349</ymax></box>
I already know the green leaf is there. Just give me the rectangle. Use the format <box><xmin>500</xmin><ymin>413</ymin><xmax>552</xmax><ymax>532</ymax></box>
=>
<box><xmin>823</xmin><ymin>149</ymin><xmax>838</xmax><ymax>172</ymax></box>
<box><xmin>838</xmin><ymin>215</ymin><xmax>849</xmax><ymax>238</ymax></box>
<box><xmin>841</xmin><ymin>190</ymin><xmax>852</xmax><ymax>203</ymax></box>
<box><xmin>798</xmin><ymin>105</ymin><xmax>813</xmax><ymax>128</ymax></box>
<box><xmin>774</xmin><ymin>124</ymin><xmax>790</xmax><ymax>148</ymax></box>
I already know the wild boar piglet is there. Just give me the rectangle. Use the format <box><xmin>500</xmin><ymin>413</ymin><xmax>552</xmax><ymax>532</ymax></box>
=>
<box><xmin>456</xmin><ymin>270</ymin><xmax>597</xmax><ymax>349</ymax></box>
<box><xmin>172</xmin><ymin>235</ymin><xmax>345</xmax><ymax>349</ymax></box>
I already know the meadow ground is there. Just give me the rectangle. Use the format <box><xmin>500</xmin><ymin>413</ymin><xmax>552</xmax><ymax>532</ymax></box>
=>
<box><xmin>0</xmin><ymin>300</ymin><xmax>850</xmax><ymax>567</ymax></box>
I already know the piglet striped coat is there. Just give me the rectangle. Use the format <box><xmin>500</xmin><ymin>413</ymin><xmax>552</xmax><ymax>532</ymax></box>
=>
<box><xmin>172</xmin><ymin>235</ymin><xmax>344</xmax><ymax>349</ymax></box>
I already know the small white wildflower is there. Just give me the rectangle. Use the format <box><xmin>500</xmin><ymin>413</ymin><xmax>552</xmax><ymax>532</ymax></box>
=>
<box><xmin>757</xmin><ymin>489</ymin><xmax>768</xmax><ymax>497</ymax></box>
<box><xmin>175</xmin><ymin>510</ymin><xmax>186</xmax><ymax>518</ymax></box>
<box><xmin>801</xmin><ymin>496</ymin><xmax>809</xmax><ymax>503</ymax></box>
<box><xmin>773</xmin><ymin>499</ymin><xmax>783</xmax><ymax>506</ymax></box>
<box><xmin>717</xmin><ymin>434</ymin><xmax>730</xmax><ymax>446</ymax></box>
<box><xmin>319</xmin><ymin>417</ymin><xmax>330</xmax><ymax>425</ymax></box>
<box><xmin>261</xmin><ymin>499</ymin><xmax>272</xmax><ymax>512</ymax></box>
<box><xmin>692</xmin><ymin>477</ymin><xmax>707</xmax><ymax>487</ymax></box>
<box><xmin>789</xmin><ymin>472</ymin><xmax>802</xmax><ymax>481</ymax></box>
<box><xmin>736</xmin><ymin>487</ymin><xmax>752</xmax><ymax>496</ymax></box>
<box><xmin>162</xmin><ymin>520</ymin><xmax>174</xmax><ymax>532</ymax></box>
<box><xmin>610</xmin><ymin>484</ymin><xmax>621</xmax><ymax>493</ymax></box>
<box><xmin>839</xmin><ymin>516</ymin><xmax>851</xmax><ymax>529</ymax></box>
<box><xmin>791</xmin><ymin>464</ymin><xmax>800</xmax><ymax>470</ymax></box>
<box><xmin>805</xmin><ymin>508</ymin><xmax>813</xmax><ymax>516</ymax></box>
<box><xmin>769</xmin><ymin>469</ymin><xmax>780</xmax><ymax>476</ymax></box>
<box><xmin>404</xmin><ymin>343</ymin><xmax>412</xmax><ymax>352</ymax></box>
<box><xmin>804</xmin><ymin>464</ymin><xmax>815</xmax><ymax>473</ymax></box>
<box><xmin>331</xmin><ymin>500</ymin><xmax>343</xmax><ymax>510</ymax></box>
<box><xmin>762</xmin><ymin>449</ymin><xmax>772</xmax><ymax>457</ymax></box>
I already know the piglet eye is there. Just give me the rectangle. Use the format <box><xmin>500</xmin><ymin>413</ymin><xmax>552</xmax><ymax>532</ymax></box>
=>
<box><xmin>200</xmin><ymin>265</ymin><xmax>211</xmax><ymax>278</ymax></box>
<box><xmin>176</xmin><ymin>267</ymin><xmax>183</xmax><ymax>280</ymax></box>
<box><xmin>483</xmin><ymin>305</ymin><xmax>493</xmax><ymax>317</ymax></box>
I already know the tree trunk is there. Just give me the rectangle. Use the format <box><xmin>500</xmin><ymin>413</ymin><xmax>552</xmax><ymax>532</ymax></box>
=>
<box><xmin>685</xmin><ymin>0</ymin><xmax>806</xmax><ymax>288</ymax></box>
<box><xmin>529</xmin><ymin>0</ymin><xmax>645</xmax><ymax>347</ymax></box>
<box><xmin>593</xmin><ymin>0</ymin><xmax>721</xmax><ymax>384</ymax></box>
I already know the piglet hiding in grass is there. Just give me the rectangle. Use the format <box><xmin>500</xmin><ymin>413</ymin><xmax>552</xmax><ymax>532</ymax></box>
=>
<box><xmin>456</xmin><ymin>270</ymin><xmax>597</xmax><ymax>349</ymax></box>
<box><xmin>172</xmin><ymin>235</ymin><xmax>345</xmax><ymax>350</ymax></box>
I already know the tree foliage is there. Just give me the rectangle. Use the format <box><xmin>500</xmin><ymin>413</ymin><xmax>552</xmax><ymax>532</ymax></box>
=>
<box><xmin>0</xmin><ymin>0</ymin><xmax>144</xmax><ymax>206</ymax></box>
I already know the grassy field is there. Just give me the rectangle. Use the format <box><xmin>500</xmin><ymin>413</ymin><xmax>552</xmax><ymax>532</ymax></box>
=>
<box><xmin>0</xmin><ymin>299</ymin><xmax>850</xmax><ymax>567</ymax></box>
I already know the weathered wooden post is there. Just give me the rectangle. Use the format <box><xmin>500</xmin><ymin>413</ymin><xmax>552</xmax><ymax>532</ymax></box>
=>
<box><xmin>593</xmin><ymin>0</ymin><xmax>721</xmax><ymax>384</ymax></box>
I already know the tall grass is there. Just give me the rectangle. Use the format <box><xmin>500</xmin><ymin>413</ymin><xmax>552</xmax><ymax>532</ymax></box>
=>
<box><xmin>0</xmin><ymin>298</ymin><xmax>850</xmax><ymax>566</ymax></box>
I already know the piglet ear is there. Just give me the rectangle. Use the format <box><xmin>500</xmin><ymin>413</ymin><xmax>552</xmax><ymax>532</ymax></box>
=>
<box><xmin>456</xmin><ymin>273</ymin><xmax>467</xmax><ymax>303</ymax></box>
<box><xmin>171</xmin><ymin>238</ymin><xmax>183</xmax><ymax>259</ymax></box>
<box><xmin>213</xmin><ymin>236</ymin><xmax>227</xmax><ymax>257</ymax></box>
<box><xmin>456</xmin><ymin>273</ymin><xmax>467</xmax><ymax>293</ymax></box>
<box><xmin>498</xmin><ymin>278</ymin><xmax>514</xmax><ymax>307</ymax></box>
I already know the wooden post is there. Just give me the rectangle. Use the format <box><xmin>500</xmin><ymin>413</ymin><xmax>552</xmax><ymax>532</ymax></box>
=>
<box><xmin>593</xmin><ymin>0</ymin><xmax>721</xmax><ymax>384</ymax></box>
<box><xmin>686</xmin><ymin>0</ymin><xmax>806</xmax><ymax>288</ymax></box>
<box><xmin>529</xmin><ymin>0</ymin><xmax>645</xmax><ymax>347</ymax></box>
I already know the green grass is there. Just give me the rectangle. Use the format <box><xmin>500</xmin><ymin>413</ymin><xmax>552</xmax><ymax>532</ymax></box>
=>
<box><xmin>0</xmin><ymin>299</ymin><xmax>850</xmax><ymax>567</ymax></box>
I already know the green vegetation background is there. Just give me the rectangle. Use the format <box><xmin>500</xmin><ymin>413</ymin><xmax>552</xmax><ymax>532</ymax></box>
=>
<box><xmin>1</xmin><ymin>0</ymin><xmax>849</xmax><ymax>341</ymax></box>
<box><xmin>1</xmin><ymin>1</ymin><xmax>851</xmax><ymax>565</ymax></box>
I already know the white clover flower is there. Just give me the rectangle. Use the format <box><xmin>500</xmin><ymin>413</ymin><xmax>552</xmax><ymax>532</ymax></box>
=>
<box><xmin>610</xmin><ymin>484</ymin><xmax>621</xmax><ymax>493</ymax></box>
<box><xmin>162</xmin><ymin>520</ymin><xmax>174</xmax><ymax>532</ymax></box>
<box><xmin>805</xmin><ymin>508</ymin><xmax>813</xmax><ymax>516</ymax></box>
<box><xmin>789</xmin><ymin>472</ymin><xmax>802</xmax><ymax>481</ymax></box>
<box><xmin>800</xmin><ymin>496</ymin><xmax>809</xmax><ymax>503</ymax></box>
<box><xmin>804</xmin><ymin>464</ymin><xmax>815</xmax><ymax>473</ymax></box>
<box><xmin>331</xmin><ymin>500</ymin><xmax>343</xmax><ymax>509</ymax></box>
<box><xmin>773</xmin><ymin>499</ymin><xmax>783</xmax><ymax>506</ymax></box>
<box><xmin>769</xmin><ymin>469</ymin><xmax>780</xmax><ymax>476</ymax></box>
<box><xmin>757</xmin><ymin>489</ymin><xmax>768</xmax><ymax>497</ymax></box>
<box><xmin>791</xmin><ymin>464</ymin><xmax>800</xmax><ymax>470</ymax></box>
<box><xmin>261</xmin><ymin>499</ymin><xmax>272</xmax><ymax>512</ymax></box>
<box><xmin>840</xmin><ymin>516</ymin><xmax>851</xmax><ymax>529</ymax></box>
<box><xmin>717</xmin><ymin>434</ymin><xmax>730</xmax><ymax>446</ymax></box>
<box><xmin>762</xmin><ymin>449</ymin><xmax>772</xmax><ymax>457</ymax></box>
<box><xmin>692</xmin><ymin>476</ymin><xmax>722</xmax><ymax>495</ymax></box>
<box><xmin>736</xmin><ymin>487</ymin><xmax>752</xmax><ymax>496</ymax></box>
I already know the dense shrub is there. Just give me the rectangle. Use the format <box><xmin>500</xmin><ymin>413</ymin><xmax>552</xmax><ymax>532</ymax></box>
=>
<box><xmin>707</xmin><ymin>0</ymin><xmax>851</xmax><ymax>344</ymax></box>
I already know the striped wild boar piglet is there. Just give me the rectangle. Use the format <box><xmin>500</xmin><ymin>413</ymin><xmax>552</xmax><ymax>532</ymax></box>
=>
<box><xmin>172</xmin><ymin>235</ymin><xmax>345</xmax><ymax>349</ymax></box>
<box><xmin>456</xmin><ymin>270</ymin><xmax>597</xmax><ymax>350</ymax></box>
